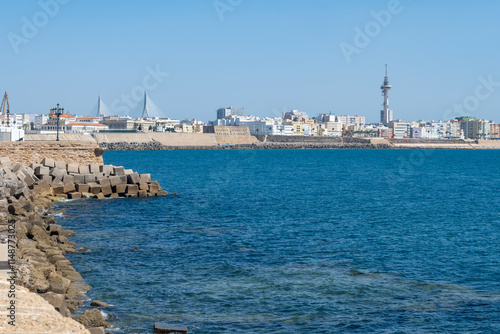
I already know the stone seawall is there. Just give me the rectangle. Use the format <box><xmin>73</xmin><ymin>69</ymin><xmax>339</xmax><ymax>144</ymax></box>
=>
<box><xmin>0</xmin><ymin>142</ymin><xmax>103</xmax><ymax>166</ymax></box>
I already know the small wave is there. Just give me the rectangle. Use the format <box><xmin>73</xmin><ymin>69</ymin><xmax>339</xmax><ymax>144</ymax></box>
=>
<box><xmin>100</xmin><ymin>310</ymin><xmax>109</xmax><ymax>319</ymax></box>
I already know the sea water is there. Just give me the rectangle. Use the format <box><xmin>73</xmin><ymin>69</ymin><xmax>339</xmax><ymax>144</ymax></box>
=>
<box><xmin>57</xmin><ymin>149</ymin><xmax>500</xmax><ymax>333</ymax></box>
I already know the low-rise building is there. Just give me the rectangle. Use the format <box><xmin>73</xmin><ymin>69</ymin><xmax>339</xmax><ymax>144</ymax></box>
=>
<box><xmin>389</xmin><ymin>121</ymin><xmax>411</xmax><ymax>139</ymax></box>
<box><xmin>490</xmin><ymin>123</ymin><xmax>500</xmax><ymax>139</ymax></box>
<box><xmin>378</xmin><ymin>127</ymin><xmax>394</xmax><ymax>138</ymax></box>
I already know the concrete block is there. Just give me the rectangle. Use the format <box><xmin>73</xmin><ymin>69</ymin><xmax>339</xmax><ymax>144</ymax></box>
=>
<box><xmin>0</xmin><ymin>157</ymin><xmax>12</xmax><ymax>166</ymax></box>
<box><xmin>138</xmin><ymin>190</ymin><xmax>148</xmax><ymax>198</ymax></box>
<box><xmin>84</xmin><ymin>174</ymin><xmax>96</xmax><ymax>183</ymax></box>
<box><xmin>12</xmin><ymin>164</ymin><xmax>24</xmax><ymax>173</ymax></box>
<box><xmin>113</xmin><ymin>166</ymin><xmax>125</xmax><ymax>176</ymax></box>
<box><xmin>109</xmin><ymin>176</ymin><xmax>121</xmax><ymax>186</ymax></box>
<box><xmin>113</xmin><ymin>184</ymin><xmax>127</xmax><ymax>194</ymax></box>
<box><xmin>149</xmin><ymin>184</ymin><xmax>160</xmax><ymax>194</ymax></box>
<box><xmin>63</xmin><ymin>174</ymin><xmax>75</xmax><ymax>183</ymax></box>
<box><xmin>125</xmin><ymin>169</ymin><xmax>134</xmax><ymax>175</ymax></box>
<box><xmin>38</xmin><ymin>174</ymin><xmax>53</xmax><ymax>182</ymax></box>
<box><xmin>67</xmin><ymin>164</ymin><xmax>79</xmax><ymax>174</ymax></box>
<box><xmin>35</xmin><ymin>166</ymin><xmax>50</xmax><ymax>176</ymax></box>
<box><xmin>63</xmin><ymin>182</ymin><xmax>76</xmax><ymax>194</ymax></box>
<box><xmin>73</xmin><ymin>174</ymin><xmax>85</xmax><ymax>184</ymax></box>
<box><xmin>109</xmin><ymin>193</ymin><xmax>119</xmax><ymax>198</ymax></box>
<box><xmin>101</xmin><ymin>165</ymin><xmax>114</xmax><ymax>175</ymax></box>
<box><xmin>55</xmin><ymin>160</ymin><xmax>67</xmax><ymax>170</ymax></box>
<box><xmin>89</xmin><ymin>164</ymin><xmax>100</xmax><ymax>174</ymax></box>
<box><xmin>96</xmin><ymin>193</ymin><xmax>105</xmax><ymax>199</ymax></box>
<box><xmin>23</xmin><ymin>173</ymin><xmax>38</xmax><ymax>187</ymax></box>
<box><xmin>52</xmin><ymin>181</ymin><xmax>65</xmax><ymax>195</ymax></box>
<box><xmin>32</xmin><ymin>183</ymin><xmax>52</xmax><ymax>196</ymax></box>
<box><xmin>68</xmin><ymin>192</ymin><xmax>82</xmax><ymax>199</ymax></box>
<box><xmin>79</xmin><ymin>165</ymin><xmax>90</xmax><ymax>174</ymax></box>
<box><xmin>139</xmin><ymin>182</ymin><xmax>149</xmax><ymax>190</ymax></box>
<box><xmin>87</xmin><ymin>183</ymin><xmax>101</xmax><ymax>194</ymax></box>
<box><xmin>139</xmin><ymin>174</ymin><xmax>151</xmax><ymax>183</ymax></box>
<box><xmin>76</xmin><ymin>184</ymin><xmax>90</xmax><ymax>193</ymax></box>
<box><xmin>81</xmin><ymin>192</ymin><xmax>94</xmax><ymax>198</ymax></box>
<box><xmin>50</xmin><ymin>168</ymin><xmax>67</xmax><ymax>181</ymax></box>
<box><xmin>41</xmin><ymin>158</ymin><xmax>55</xmax><ymax>168</ymax></box>
<box><xmin>127</xmin><ymin>172</ymin><xmax>141</xmax><ymax>184</ymax></box>
<box><xmin>126</xmin><ymin>184</ymin><xmax>138</xmax><ymax>194</ymax></box>
<box><xmin>97</xmin><ymin>178</ymin><xmax>111</xmax><ymax>186</ymax></box>
<box><xmin>101</xmin><ymin>185</ymin><xmax>112</xmax><ymax>196</ymax></box>
<box><xmin>95</xmin><ymin>174</ymin><xmax>106</xmax><ymax>180</ymax></box>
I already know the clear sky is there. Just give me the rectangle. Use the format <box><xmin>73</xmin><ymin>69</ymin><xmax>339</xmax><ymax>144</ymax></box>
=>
<box><xmin>2</xmin><ymin>0</ymin><xmax>499</xmax><ymax>123</ymax></box>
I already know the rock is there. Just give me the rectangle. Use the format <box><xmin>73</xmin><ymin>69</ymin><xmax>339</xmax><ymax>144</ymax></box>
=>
<box><xmin>88</xmin><ymin>328</ymin><xmax>105</xmax><ymax>334</ymax></box>
<box><xmin>29</xmin><ymin>225</ymin><xmax>50</xmax><ymax>242</ymax></box>
<box><xmin>48</xmin><ymin>272</ymin><xmax>71</xmax><ymax>294</ymax></box>
<box><xmin>60</xmin><ymin>228</ymin><xmax>77</xmax><ymax>237</ymax></box>
<box><xmin>60</xmin><ymin>270</ymin><xmax>83</xmax><ymax>281</ymax></box>
<box><xmin>40</xmin><ymin>292</ymin><xmax>67</xmax><ymax>316</ymax></box>
<box><xmin>48</xmin><ymin>254</ymin><xmax>68</xmax><ymax>263</ymax></box>
<box><xmin>18</xmin><ymin>238</ymin><xmax>38</xmax><ymax>250</ymax></box>
<box><xmin>76</xmin><ymin>309</ymin><xmax>111</xmax><ymax>328</ymax></box>
<box><xmin>90</xmin><ymin>300</ymin><xmax>109</xmax><ymax>307</ymax></box>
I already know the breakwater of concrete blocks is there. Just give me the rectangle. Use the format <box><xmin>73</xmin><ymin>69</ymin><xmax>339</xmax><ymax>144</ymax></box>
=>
<box><xmin>0</xmin><ymin>156</ymin><xmax>168</xmax><ymax>333</ymax></box>
<box><xmin>22</xmin><ymin>157</ymin><xmax>168</xmax><ymax>200</ymax></box>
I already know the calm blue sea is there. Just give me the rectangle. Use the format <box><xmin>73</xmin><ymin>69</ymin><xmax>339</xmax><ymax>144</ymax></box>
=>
<box><xmin>57</xmin><ymin>149</ymin><xmax>500</xmax><ymax>333</ymax></box>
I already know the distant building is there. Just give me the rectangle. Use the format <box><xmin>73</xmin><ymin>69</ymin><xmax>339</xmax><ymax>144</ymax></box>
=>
<box><xmin>319</xmin><ymin>121</ymin><xmax>343</xmax><ymax>137</ymax></box>
<box><xmin>217</xmin><ymin>107</ymin><xmax>244</xmax><ymax>119</ymax></box>
<box><xmin>337</xmin><ymin>115</ymin><xmax>366</xmax><ymax>126</ymax></box>
<box><xmin>100</xmin><ymin>116</ymin><xmax>155</xmax><ymax>132</ymax></box>
<box><xmin>35</xmin><ymin>114</ymin><xmax>49</xmax><ymax>130</ymax></box>
<box><xmin>490</xmin><ymin>123</ymin><xmax>500</xmax><ymax>139</ymax></box>
<box><xmin>389</xmin><ymin>121</ymin><xmax>411</xmax><ymax>139</ymax></box>
<box><xmin>378</xmin><ymin>127</ymin><xmax>394</xmax><ymax>138</ymax></box>
<box><xmin>458</xmin><ymin>118</ymin><xmax>490</xmax><ymax>139</ymax></box>
<box><xmin>283</xmin><ymin>110</ymin><xmax>309</xmax><ymax>122</ymax></box>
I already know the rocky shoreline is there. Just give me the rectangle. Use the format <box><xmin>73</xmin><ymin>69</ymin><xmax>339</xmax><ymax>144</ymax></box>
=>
<box><xmin>0</xmin><ymin>156</ymin><xmax>167</xmax><ymax>333</ymax></box>
<box><xmin>99</xmin><ymin>141</ymin><xmax>395</xmax><ymax>150</ymax></box>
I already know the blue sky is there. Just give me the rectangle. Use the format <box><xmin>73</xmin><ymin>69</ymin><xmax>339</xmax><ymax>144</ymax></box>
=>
<box><xmin>2</xmin><ymin>0</ymin><xmax>499</xmax><ymax>122</ymax></box>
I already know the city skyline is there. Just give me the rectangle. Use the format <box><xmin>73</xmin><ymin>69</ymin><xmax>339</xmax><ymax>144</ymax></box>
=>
<box><xmin>2</xmin><ymin>1</ymin><xmax>500</xmax><ymax>123</ymax></box>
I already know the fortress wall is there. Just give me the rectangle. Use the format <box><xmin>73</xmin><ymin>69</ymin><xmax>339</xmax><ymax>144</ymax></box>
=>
<box><xmin>25</xmin><ymin>133</ymin><xmax>98</xmax><ymax>142</ymax></box>
<box><xmin>0</xmin><ymin>141</ymin><xmax>103</xmax><ymax>165</ymax></box>
<box><xmin>150</xmin><ymin>133</ymin><xmax>219</xmax><ymax>146</ymax></box>
<box><xmin>93</xmin><ymin>133</ymin><xmax>154</xmax><ymax>144</ymax></box>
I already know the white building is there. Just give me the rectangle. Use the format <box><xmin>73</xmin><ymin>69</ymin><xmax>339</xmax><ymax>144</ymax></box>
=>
<box><xmin>337</xmin><ymin>115</ymin><xmax>366</xmax><ymax>126</ymax></box>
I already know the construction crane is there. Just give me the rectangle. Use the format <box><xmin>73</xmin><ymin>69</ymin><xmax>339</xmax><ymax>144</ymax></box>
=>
<box><xmin>0</xmin><ymin>92</ymin><xmax>11</xmax><ymax>127</ymax></box>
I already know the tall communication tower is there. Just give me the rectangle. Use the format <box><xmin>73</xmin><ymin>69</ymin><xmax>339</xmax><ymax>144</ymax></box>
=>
<box><xmin>380</xmin><ymin>64</ymin><xmax>393</xmax><ymax>125</ymax></box>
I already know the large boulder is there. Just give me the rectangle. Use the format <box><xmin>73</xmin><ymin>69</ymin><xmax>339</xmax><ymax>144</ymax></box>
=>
<box><xmin>47</xmin><ymin>272</ymin><xmax>71</xmax><ymax>294</ymax></box>
<box><xmin>40</xmin><ymin>292</ymin><xmax>67</xmax><ymax>317</ymax></box>
<box><xmin>75</xmin><ymin>309</ymin><xmax>111</xmax><ymax>328</ymax></box>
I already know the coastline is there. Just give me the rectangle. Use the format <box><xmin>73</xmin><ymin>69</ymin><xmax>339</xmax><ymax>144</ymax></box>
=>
<box><xmin>0</xmin><ymin>156</ymin><xmax>167</xmax><ymax>333</ymax></box>
<box><xmin>98</xmin><ymin>141</ymin><xmax>500</xmax><ymax>151</ymax></box>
